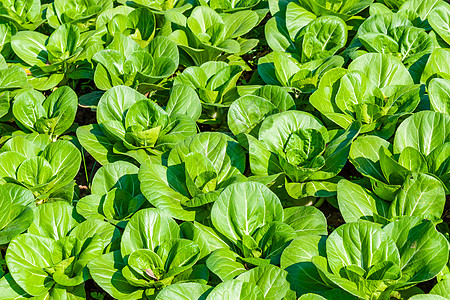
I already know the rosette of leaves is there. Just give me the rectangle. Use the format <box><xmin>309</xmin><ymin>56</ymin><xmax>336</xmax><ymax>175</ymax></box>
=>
<box><xmin>310</xmin><ymin>53</ymin><xmax>419</xmax><ymax>138</ymax></box>
<box><xmin>345</xmin><ymin>13</ymin><xmax>434</xmax><ymax>73</ymax></box>
<box><xmin>92</xmin><ymin>34</ymin><xmax>179</xmax><ymax>92</ymax></box>
<box><xmin>180</xmin><ymin>182</ymin><xmax>328</xmax><ymax>281</ymax></box>
<box><xmin>6</xmin><ymin>202</ymin><xmax>118</xmax><ymax>299</ymax></box>
<box><xmin>11</xmin><ymin>23</ymin><xmax>90</xmax><ymax>90</ymax></box>
<box><xmin>154</xmin><ymin>265</ymin><xmax>295</xmax><ymax>300</ymax></box>
<box><xmin>88</xmin><ymin>208</ymin><xmax>205</xmax><ymax>300</ymax></box>
<box><xmin>0</xmin><ymin>54</ymin><xmax>28</xmax><ymax>121</ymax></box>
<box><xmin>138</xmin><ymin>132</ymin><xmax>246</xmax><ymax>221</ymax></box>
<box><xmin>244</xmin><ymin>110</ymin><xmax>360</xmax><ymax>203</ymax></box>
<box><xmin>0</xmin><ymin>183</ymin><xmax>34</xmax><ymax>245</ymax></box>
<box><xmin>77</xmin><ymin>85</ymin><xmax>198</xmax><ymax>165</ymax></box>
<box><xmin>97</xmin><ymin>6</ymin><xmax>157</xmax><ymax>48</ymax></box>
<box><xmin>12</xmin><ymin>87</ymin><xmax>77</xmax><ymax>140</ymax></box>
<box><xmin>227</xmin><ymin>85</ymin><xmax>296</xmax><ymax>137</ymax></box>
<box><xmin>169</xmin><ymin>6</ymin><xmax>259</xmax><ymax>66</ymax></box>
<box><xmin>281</xmin><ymin>220</ymin><xmax>448</xmax><ymax>299</ymax></box>
<box><xmin>0</xmin><ymin>134</ymin><xmax>81</xmax><ymax>202</ymax></box>
<box><xmin>260</xmin><ymin>15</ymin><xmax>347</xmax><ymax>90</ymax></box>
<box><xmin>350</xmin><ymin>111</ymin><xmax>450</xmax><ymax>199</ymax></box>
<box><xmin>45</xmin><ymin>0</ymin><xmax>113</xmax><ymax>31</ymax></box>
<box><xmin>174</xmin><ymin>61</ymin><xmax>243</xmax><ymax>124</ymax></box>
<box><xmin>337</xmin><ymin>173</ymin><xmax>446</xmax><ymax>225</ymax></box>
<box><xmin>0</xmin><ymin>0</ymin><xmax>44</xmax><ymax>30</ymax></box>
<box><xmin>76</xmin><ymin>161</ymin><xmax>148</xmax><ymax>228</ymax></box>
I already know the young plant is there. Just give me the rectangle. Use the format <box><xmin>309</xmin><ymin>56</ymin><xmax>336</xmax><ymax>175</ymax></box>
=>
<box><xmin>174</xmin><ymin>61</ymin><xmax>243</xmax><ymax>124</ymax></box>
<box><xmin>11</xmin><ymin>24</ymin><xmax>90</xmax><ymax>90</ymax></box>
<box><xmin>281</xmin><ymin>219</ymin><xmax>449</xmax><ymax>298</ymax></box>
<box><xmin>12</xmin><ymin>87</ymin><xmax>78</xmax><ymax>140</ymax></box>
<box><xmin>88</xmin><ymin>208</ymin><xmax>204</xmax><ymax>299</ymax></box>
<box><xmin>138</xmin><ymin>132</ymin><xmax>246</xmax><ymax>221</ymax></box>
<box><xmin>350</xmin><ymin>111</ymin><xmax>450</xmax><ymax>198</ymax></box>
<box><xmin>169</xmin><ymin>6</ymin><xmax>259</xmax><ymax>66</ymax></box>
<box><xmin>189</xmin><ymin>182</ymin><xmax>328</xmax><ymax>281</ymax></box>
<box><xmin>310</xmin><ymin>53</ymin><xmax>419</xmax><ymax>138</ymax></box>
<box><xmin>92</xmin><ymin>34</ymin><xmax>179</xmax><ymax>92</ymax></box>
<box><xmin>76</xmin><ymin>161</ymin><xmax>148</xmax><ymax>227</ymax></box>
<box><xmin>0</xmin><ymin>134</ymin><xmax>81</xmax><ymax>202</ymax></box>
<box><xmin>6</xmin><ymin>202</ymin><xmax>117</xmax><ymax>299</ymax></box>
<box><xmin>77</xmin><ymin>85</ymin><xmax>198</xmax><ymax>165</ymax></box>
<box><xmin>244</xmin><ymin>110</ymin><xmax>360</xmax><ymax>203</ymax></box>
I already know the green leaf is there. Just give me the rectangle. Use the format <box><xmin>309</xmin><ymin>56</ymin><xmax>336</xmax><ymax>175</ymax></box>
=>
<box><xmin>337</xmin><ymin>179</ymin><xmax>389</xmax><ymax>223</ymax></box>
<box><xmin>206</xmin><ymin>248</ymin><xmax>247</xmax><ymax>281</ymax></box>
<box><xmin>88</xmin><ymin>251</ymin><xmax>144</xmax><ymax>299</ymax></box>
<box><xmin>428</xmin><ymin>78</ymin><xmax>450</xmax><ymax>114</ymax></box>
<box><xmin>283</xmin><ymin>206</ymin><xmax>328</xmax><ymax>236</ymax></box>
<box><xmin>6</xmin><ymin>233</ymin><xmax>54</xmax><ymax>296</ymax></box>
<box><xmin>394</xmin><ymin>111</ymin><xmax>450</xmax><ymax>156</ymax></box>
<box><xmin>211</xmin><ymin>182</ymin><xmax>283</xmax><ymax>244</ymax></box>
<box><xmin>28</xmin><ymin>201</ymin><xmax>77</xmax><ymax>240</ymax></box>
<box><xmin>11</xmin><ymin>31</ymin><xmax>48</xmax><ymax>67</ymax></box>
<box><xmin>236</xmin><ymin>264</ymin><xmax>291</xmax><ymax>300</ymax></box>
<box><xmin>326</xmin><ymin>222</ymin><xmax>400</xmax><ymax>275</ymax></box>
<box><xmin>384</xmin><ymin>216</ymin><xmax>449</xmax><ymax>285</ymax></box>
<box><xmin>121</xmin><ymin>208</ymin><xmax>180</xmax><ymax>257</ymax></box>
<box><xmin>280</xmin><ymin>235</ymin><xmax>329</xmax><ymax>295</ymax></box>
<box><xmin>206</xmin><ymin>280</ymin><xmax>263</xmax><ymax>300</ymax></box>
<box><xmin>156</xmin><ymin>283</ymin><xmax>211</xmax><ymax>300</ymax></box>
<box><xmin>389</xmin><ymin>173</ymin><xmax>445</xmax><ymax>221</ymax></box>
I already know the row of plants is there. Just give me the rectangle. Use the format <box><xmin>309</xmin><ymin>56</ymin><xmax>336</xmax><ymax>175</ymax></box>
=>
<box><xmin>0</xmin><ymin>0</ymin><xmax>449</xmax><ymax>299</ymax></box>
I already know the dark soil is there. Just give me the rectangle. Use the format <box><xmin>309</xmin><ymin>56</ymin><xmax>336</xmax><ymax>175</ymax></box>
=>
<box><xmin>320</xmin><ymin>201</ymin><xmax>345</xmax><ymax>234</ymax></box>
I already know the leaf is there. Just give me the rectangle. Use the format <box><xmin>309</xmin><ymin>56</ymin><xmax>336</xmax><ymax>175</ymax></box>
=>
<box><xmin>389</xmin><ymin>173</ymin><xmax>446</xmax><ymax>222</ymax></box>
<box><xmin>393</xmin><ymin>111</ymin><xmax>450</xmax><ymax>156</ymax></box>
<box><xmin>280</xmin><ymin>235</ymin><xmax>329</xmax><ymax>295</ymax></box>
<box><xmin>337</xmin><ymin>179</ymin><xmax>389</xmax><ymax>223</ymax></box>
<box><xmin>301</xmin><ymin>16</ymin><xmax>347</xmax><ymax>63</ymax></box>
<box><xmin>139</xmin><ymin>163</ymin><xmax>194</xmax><ymax>221</ymax></box>
<box><xmin>88</xmin><ymin>251</ymin><xmax>144</xmax><ymax>299</ymax></box>
<box><xmin>228</xmin><ymin>95</ymin><xmax>278</xmax><ymax>137</ymax></box>
<box><xmin>206</xmin><ymin>280</ymin><xmax>263</xmax><ymax>300</ymax></box>
<box><xmin>236</xmin><ymin>264</ymin><xmax>291</xmax><ymax>300</ymax></box>
<box><xmin>348</xmin><ymin>53</ymin><xmax>413</xmax><ymax>88</ymax></box>
<box><xmin>206</xmin><ymin>248</ymin><xmax>247</xmax><ymax>281</ymax></box>
<box><xmin>156</xmin><ymin>283</ymin><xmax>211</xmax><ymax>300</ymax></box>
<box><xmin>211</xmin><ymin>182</ymin><xmax>283</xmax><ymax>244</ymax></box>
<box><xmin>165</xmin><ymin>85</ymin><xmax>202</xmax><ymax>121</ymax></box>
<box><xmin>283</xmin><ymin>206</ymin><xmax>328</xmax><ymax>236</ymax></box>
<box><xmin>384</xmin><ymin>216</ymin><xmax>449</xmax><ymax>285</ymax></box>
<box><xmin>350</xmin><ymin>135</ymin><xmax>392</xmax><ymax>182</ymax></box>
<box><xmin>28</xmin><ymin>201</ymin><xmax>77</xmax><ymax>240</ymax></box>
<box><xmin>11</xmin><ymin>31</ymin><xmax>48</xmax><ymax>67</ymax></box>
<box><xmin>6</xmin><ymin>233</ymin><xmax>54</xmax><ymax>296</ymax></box>
<box><xmin>77</xmin><ymin>124</ymin><xmax>127</xmax><ymax>165</ymax></box>
<box><xmin>97</xmin><ymin>85</ymin><xmax>147</xmax><ymax>125</ymax></box>
<box><xmin>428</xmin><ymin>78</ymin><xmax>450</xmax><ymax>114</ymax></box>
<box><xmin>421</xmin><ymin>48</ymin><xmax>450</xmax><ymax>84</ymax></box>
<box><xmin>121</xmin><ymin>208</ymin><xmax>180</xmax><ymax>257</ymax></box>
<box><xmin>429</xmin><ymin>3</ymin><xmax>450</xmax><ymax>45</ymax></box>
<box><xmin>326</xmin><ymin>222</ymin><xmax>400</xmax><ymax>275</ymax></box>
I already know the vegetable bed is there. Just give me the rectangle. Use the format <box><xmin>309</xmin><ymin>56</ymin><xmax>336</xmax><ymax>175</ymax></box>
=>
<box><xmin>0</xmin><ymin>0</ymin><xmax>449</xmax><ymax>299</ymax></box>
